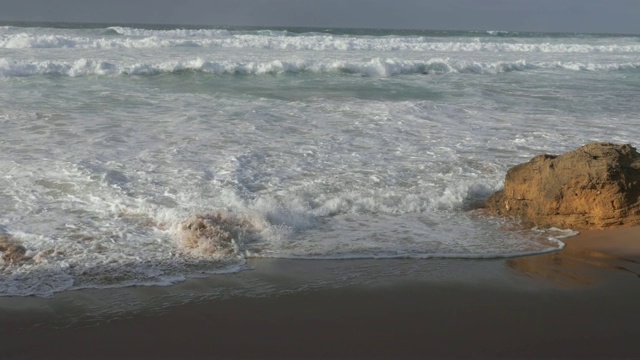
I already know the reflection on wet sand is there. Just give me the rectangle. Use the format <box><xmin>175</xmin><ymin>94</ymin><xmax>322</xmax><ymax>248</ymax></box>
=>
<box><xmin>508</xmin><ymin>229</ymin><xmax>640</xmax><ymax>287</ymax></box>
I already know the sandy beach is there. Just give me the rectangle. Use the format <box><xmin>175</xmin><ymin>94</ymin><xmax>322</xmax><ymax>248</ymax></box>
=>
<box><xmin>1</xmin><ymin>226</ymin><xmax>640</xmax><ymax>359</ymax></box>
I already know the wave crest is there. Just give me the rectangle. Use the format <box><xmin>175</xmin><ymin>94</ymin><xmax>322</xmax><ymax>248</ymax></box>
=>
<box><xmin>106</xmin><ymin>26</ymin><xmax>232</xmax><ymax>38</ymax></box>
<box><xmin>1</xmin><ymin>57</ymin><xmax>637</xmax><ymax>78</ymax></box>
<box><xmin>2</xmin><ymin>30</ymin><xmax>640</xmax><ymax>53</ymax></box>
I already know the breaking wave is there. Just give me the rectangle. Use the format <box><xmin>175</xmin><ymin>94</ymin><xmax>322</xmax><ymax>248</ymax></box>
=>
<box><xmin>107</xmin><ymin>26</ymin><xmax>232</xmax><ymax>38</ymax></box>
<box><xmin>2</xmin><ymin>31</ymin><xmax>640</xmax><ymax>53</ymax></box>
<box><xmin>1</xmin><ymin>57</ymin><xmax>638</xmax><ymax>78</ymax></box>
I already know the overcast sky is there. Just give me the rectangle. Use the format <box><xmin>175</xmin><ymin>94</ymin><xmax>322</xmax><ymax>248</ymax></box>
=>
<box><xmin>1</xmin><ymin>0</ymin><xmax>639</xmax><ymax>35</ymax></box>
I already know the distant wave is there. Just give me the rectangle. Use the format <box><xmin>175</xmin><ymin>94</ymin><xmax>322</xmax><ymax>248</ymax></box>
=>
<box><xmin>2</xmin><ymin>23</ymin><xmax>639</xmax><ymax>39</ymax></box>
<box><xmin>486</xmin><ymin>30</ymin><xmax>511</xmax><ymax>36</ymax></box>
<box><xmin>1</xmin><ymin>57</ymin><xmax>638</xmax><ymax>78</ymax></box>
<box><xmin>100</xmin><ymin>28</ymin><xmax>124</xmax><ymax>36</ymax></box>
<box><xmin>107</xmin><ymin>26</ymin><xmax>232</xmax><ymax>38</ymax></box>
<box><xmin>2</xmin><ymin>31</ymin><xmax>640</xmax><ymax>53</ymax></box>
<box><xmin>106</xmin><ymin>26</ymin><xmax>288</xmax><ymax>38</ymax></box>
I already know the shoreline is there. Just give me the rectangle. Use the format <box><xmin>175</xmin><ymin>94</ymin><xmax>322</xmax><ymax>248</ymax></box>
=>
<box><xmin>507</xmin><ymin>225</ymin><xmax>640</xmax><ymax>288</ymax></box>
<box><xmin>1</xmin><ymin>227</ymin><xmax>640</xmax><ymax>358</ymax></box>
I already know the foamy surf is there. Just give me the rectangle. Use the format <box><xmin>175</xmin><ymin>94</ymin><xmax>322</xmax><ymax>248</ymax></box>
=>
<box><xmin>0</xmin><ymin>198</ymin><xmax>570</xmax><ymax>297</ymax></box>
<box><xmin>2</xmin><ymin>27</ymin><xmax>640</xmax><ymax>53</ymax></box>
<box><xmin>1</xmin><ymin>57</ymin><xmax>638</xmax><ymax>78</ymax></box>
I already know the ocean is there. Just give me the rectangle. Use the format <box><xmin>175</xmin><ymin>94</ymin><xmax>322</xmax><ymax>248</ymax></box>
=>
<box><xmin>1</xmin><ymin>22</ymin><xmax>638</xmax><ymax>297</ymax></box>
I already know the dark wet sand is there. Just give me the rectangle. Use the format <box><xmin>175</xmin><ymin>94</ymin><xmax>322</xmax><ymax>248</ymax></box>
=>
<box><xmin>2</xmin><ymin>227</ymin><xmax>640</xmax><ymax>359</ymax></box>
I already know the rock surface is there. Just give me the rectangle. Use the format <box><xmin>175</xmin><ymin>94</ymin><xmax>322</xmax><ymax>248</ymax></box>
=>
<box><xmin>0</xmin><ymin>235</ymin><xmax>29</xmax><ymax>264</ymax></box>
<box><xmin>177</xmin><ymin>213</ymin><xmax>257</xmax><ymax>256</ymax></box>
<box><xmin>486</xmin><ymin>142</ymin><xmax>640</xmax><ymax>229</ymax></box>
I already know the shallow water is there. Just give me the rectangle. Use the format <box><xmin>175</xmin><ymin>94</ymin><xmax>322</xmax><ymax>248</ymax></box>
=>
<box><xmin>0</xmin><ymin>257</ymin><xmax>526</xmax><ymax>330</ymax></box>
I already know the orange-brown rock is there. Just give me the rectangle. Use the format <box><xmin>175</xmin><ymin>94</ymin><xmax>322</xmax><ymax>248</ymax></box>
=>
<box><xmin>486</xmin><ymin>142</ymin><xmax>640</xmax><ymax>230</ymax></box>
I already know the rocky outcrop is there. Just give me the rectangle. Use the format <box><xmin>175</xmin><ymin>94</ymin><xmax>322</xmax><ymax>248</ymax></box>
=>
<box><xmin>486</xmin><ymin>142</ymin><xmax>640</xmax><ymax>229</ymax></box>
<box><xmin>0</xmin><ymin>235</ymin><xmax>29</xmax><ymax>264</ymax></box>
<box><xmin>177</xmin><ymin>213</ymin><xmax>257</xmax><ymax>256</ymax></box>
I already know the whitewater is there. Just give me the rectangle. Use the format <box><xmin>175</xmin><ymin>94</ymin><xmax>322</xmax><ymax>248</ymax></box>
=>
<box><xmin>1</xmin><ymin>23</ymin><xmax>638</xmax><ymax>296</ymax></box>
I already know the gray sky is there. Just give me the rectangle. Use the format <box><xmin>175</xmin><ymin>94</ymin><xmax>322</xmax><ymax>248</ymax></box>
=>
<box><xmin>1</xmin><ymin>0</ymin><xmax>639</xmax><ymax>35</ymax></box>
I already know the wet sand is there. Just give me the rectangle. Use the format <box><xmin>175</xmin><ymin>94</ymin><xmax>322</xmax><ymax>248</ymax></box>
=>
<box><xmin>2</xmin><ymin>226</ymin><xmax>640</xmax><ymax>359</ymax></box>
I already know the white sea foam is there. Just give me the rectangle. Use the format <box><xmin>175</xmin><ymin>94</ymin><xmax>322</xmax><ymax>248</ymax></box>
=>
<box><xmin>107</xmin><ymin>26</ymin><xmax>232</xmax><ymax>38</ymax></box>
<box><xmin>0</xmin><ymin>158</ymin><xmax>511</xmax><ymax>297</ymax></box>
<box><xmin>1</xmin><ymin>57</ymin><xmax>638</xmax><ymax>78</ymax></box>
<box><xmin>0</xmin><ymin>108</ymin><xmax>515</xmax><ymax>297</ymax></box>
<box><xmin>2</xmin><ymin>31</ymin><xmax>640</xmax><ymax>53</ymax></box>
